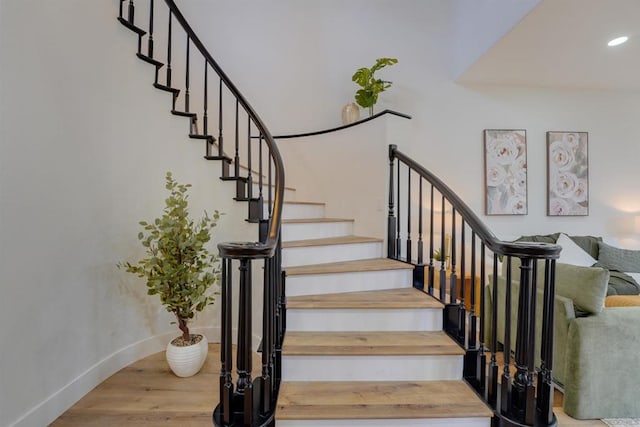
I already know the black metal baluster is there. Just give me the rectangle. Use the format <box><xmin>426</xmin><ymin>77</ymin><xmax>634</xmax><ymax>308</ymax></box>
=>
<box><xmin>476</xmin><ymin>244</ymin><xmax>487</xmax><ymax>393</ymax></box>
<box><xmin>417</xmin><ymin>178</ymin><xmax>424</xmax><ymax>264</ymax></box>
<box><xmin>147</xmin><ymin>0</ymin><xmax>154</xmax><ymax>58</ymax></box>
<box><xmin>258</xmin><ymin>135</ymin><xmax>264</xmax><ymax>201</ymax></box>
<box><xmin>127</xmin><ymin>0</ymin><xmax>135</xmax><ymax>25</ymax></box>
<box><xmin>406</xmin><ymin>167</ymin><xmax>412</xmax><ymax>262</ymax></box>
<box><xmin>439</xmin><ymin>195</ymin><xmax>446</xmax><ymax>302</ymax></box>
<box><xmin>219</xmin><ymin>258</ymin><xmax>233</xmax><ymax>424</ymax></box>
<box><xmin>428</xmin><ymin>184</ymin><xmax>435</xmax><ymax>295</ymax></box>
<box><xmin>247</xmin><ymin>118</ymin><xmax>253</xmax><ymax>199</ymax></box>
<box><xmin>261</xmin><ymin>258</ymin><xmax>272</xmax><ymax>414</ymax></box>
<box><xmin>234</xmin><ymin>100</ymin><xmax>240</xmax><ymax>177</ymax></box>
<box><xmin>537</xmin><ymin>259</ymin><xmax>556</xmax><ymax>424</ymax></box>
<box><xmin>469</xmin><ymin>232</ymin><xmax>477</xmax><ymax>349</ymax></box>
<box><xmin>203</xmin><ymin>62</ymin><xmax>208</xmax><ymax>136</ymax></box>
<box><xmin>387</xmin><ymin>146</ymin><xmax>397</xmax><ymax>259</ymax></box>
<box><xmin>487</xmin><ymin>253</ymin><xmax>499</xmax><ymax>407</ymax></box>
<box><xmin>119</xmin><ymin>0</ymin><xmax>124</xmax><ymax>19</ymax></box>
<box><xmin>511</xmin><ymin>257</ymin><xmax>535</xmax><ymax>424</ymax></box>
<box><xmin>236</xmin><ymin>259</ymin><xmax>253</xmax><ymax>425</ymax></box>
<box><xmin>184</xmin><ymin>36</ymin><xmax>190</xmax><ymax>113</ymax></box>
<box><xmin>396</xmin><ymin>160</ymin><xmax>401</xmax><ymax>258</ymax></box>
<box><xmin>501</xmin><ymin>256</ymin><xmax>513</xmax><ymax>415</ymax></box>
<box><xmin>449</xmin><ymin>208</ymin><xmax>457</xmax><ymax>304</ymax></box>
<box><xmin>218</xmin><ymin>78</ymin><xmax>224</xmax><ymax>156</ymax></box>
<box><xmin>166</xmin><ymin>11</ymin><xmax>173</xmax><ymax>90</ymax></box>
<box><xmin>457</xmin><ymin>220</ymin><xmax>466</xmax><ymax>343</ymax></box>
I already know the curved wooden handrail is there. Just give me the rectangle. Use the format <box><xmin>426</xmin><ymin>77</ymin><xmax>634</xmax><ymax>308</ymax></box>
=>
<box><xmin>164</xmin><ymin>0</ymin><xmax>284</xmax><ymax>258</ymax></box>
<box><xmin>390</xmin><ymin>145</ymin><xmax>561</xmax><ymax>259</ymax></box>
<box><xmin>271</xmin><ymin>109</ymin><xmax>411</xmax><ymax>140</ymax></box>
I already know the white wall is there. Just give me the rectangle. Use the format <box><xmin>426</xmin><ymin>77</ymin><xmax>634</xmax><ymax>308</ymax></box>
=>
<box><xmin>179</xmin><ymin>0</ymin><xmax>640</xmax><ymax>243</ymax></box>
<box><xmin>0</xmin><ymin>1</ymin><xmax>257</xmax><ymax>426</ymax></box>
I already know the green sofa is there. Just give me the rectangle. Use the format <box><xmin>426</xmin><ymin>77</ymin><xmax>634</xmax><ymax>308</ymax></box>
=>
<box><xmin>487</xmin><ymin>233</ymin><xmax>640</xmax><ymax>419</ymax></box>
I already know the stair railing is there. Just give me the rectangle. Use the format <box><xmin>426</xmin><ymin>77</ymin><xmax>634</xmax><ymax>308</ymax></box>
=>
<box><xmin>117</xmin><ymin>1</ymin><xmax>285</xmax><ymax>425</ymax></box>
<box><xmin>388</xmin><ymin>145</ymin><xmax>561</xmax><ymax>427</ymax></box>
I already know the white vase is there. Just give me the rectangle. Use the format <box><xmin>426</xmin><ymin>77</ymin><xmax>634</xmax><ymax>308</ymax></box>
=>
<box><xmin>166</xmin><ymin>334</ymin><xmax>208</xmax><ymax>377</ymax></box>
<box><xmin>341</xmin><ymin>102</ymin><xmax>360</xmax><ymax>125</ymax></box>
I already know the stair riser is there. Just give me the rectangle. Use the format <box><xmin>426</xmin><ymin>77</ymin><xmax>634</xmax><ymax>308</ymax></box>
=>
<box><xmin>277</xmin><ymin>419</ymin><xmax>491</xmax><ymax>427</ymax></box>
<box><xmin>282</xmin><ymin>355</ymin><xmax>463</xmax><ymax>381</ymax></box>
<box><xmin>287</xmin><ymin>308</ymin><xmax>442</xmax><ymax>332</ymax></box>
<box><xmin>282</xmin><ymin>242</ymin><xmax>382</xmax><ymax>267</ymax></box>
<box><xmin>282</xmin><ymin>221</ymin><xmax>353</xmax><ymax>241</ymax></box>
<box><xmin>276</xmin><ymin>204</ymin><xmax>325</xmax><ymax>220</ymax></box>
<box><xmin>285</xmin><ymin>269</ymin><xmax>413</xmax><ymax>296</ymax></box>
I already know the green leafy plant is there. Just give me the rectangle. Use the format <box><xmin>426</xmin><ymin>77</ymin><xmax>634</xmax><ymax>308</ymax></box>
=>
<box><xmin>434</xmin><ymin>248</ymin><xmax>449</xmax><ymax>263</ymax></box>
<box><xmin>352</xmin><ymin>57</ymin><xmax>398</xmax><ymax>116</ymax></box>
<box><xmin>118</xmin><ymin>172</ymin><xmax>221</xmax><ymax>344</ymax></box>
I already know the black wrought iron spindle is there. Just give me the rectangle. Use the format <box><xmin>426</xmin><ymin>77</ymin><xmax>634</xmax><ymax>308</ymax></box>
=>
<box><xmin>203</xmin><ymin>61</ymin><xmax>208</xmax><ymax>136</ymax></box>
<box><xmin>501</xmin><ymin>256</ymin><xmax>513</xmax><ymax>415</ymax></box>
<box><xmin>147</xmin><ymin>0</ymin><xmax>154</xmax><ymax>58</ymax></box>
<box><xmin>406</xmin><ymin>167</ymin><xmax>412</xmax><ymax>262</ymax></box>
<box><xmin>220</xmin><ymin>258</ymin><xmax>233</xmax><ymax>424</ymax></box>
<box><xmin>469</xmin><ymin>232</ymin><xmax>477</xmax><ymax>348</ymax></box>
<box><xmin>166</xmin><ymin>11</ymin><xmax>173</xmax><ymax>90</ymax></box>
<box><xmin>387</xmin><ymin>146</ymin><xmax>397</xmax><ymax>259</ymax></box>
<box><xmin>428</xmin><ymin>184</ymin><xmax>435</xmax><ymax>295</ymax></box>
<box><xmin>234</xmin><ymin>100</ymin><xmax>240</xmax><ymax>177</ymax></box>
<box><xmin>236</xmin><ymin>259</ymin><xmax>253</xmax><ymax>425</ymax></box>
<box><xmin>184</xmin><ymin>36</ymin><xmax>190</xmax><ymax>113</ymax></box>
<box><xmin>537</xmin><ymin>259</ymin><xmax>556</xmax><ymax>424</ymax></box>
<box><xmin>449</xmin><ymin>208</ymin><xmax>457</xmax><ymax>303</ymax></box>
<box><xmin>258</xmin><ymin>135</ymin><xmax>264</xmax><ymax>200</ymax></box>
<box><xmin>128</xmin><ymin>0</ymin><xmax>135</xmax><ymax>24</ymax></box>
<box><xmin>218</xmin><ymin>78</ymin><xmax>223</xmax><ymax>156</ymax></box>
<box><xmin>247</xmin><ymin>118</ymin><xmax>253</xmax><ymax>199</ymax></box>
<box><xmin>261</xmin><ymin>259</ymin><xmax>272</xmax><ymax>414</ymax></box>
<box><xmin>487</xmin><ymin>253</ymin><xmax>499</xmax><ymax>407</ymax></box>
<box><xmin>417</xmin><ymin>178</ymin><xmax>423</xmax><ymax>264</ymax></box>
<box><xmin>396</xmin><ymin>160</ymin><xmax>401</xmax><ymax>258</ymax></box>
<box><xmin>439</xmin><ymin>195</ymin><xmax>446</xmax><ymax>302</ymax></box>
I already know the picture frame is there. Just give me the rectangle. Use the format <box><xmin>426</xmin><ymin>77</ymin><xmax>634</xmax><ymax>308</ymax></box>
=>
<box><xmin>547</xmin><ymin>131</ymin><xmax>589</xmax><ymax>216</ymax></box>
<box><xmin>483</xmin><ymin>129</ymin><xmax>527</xmax><ymax>215</ymax></box>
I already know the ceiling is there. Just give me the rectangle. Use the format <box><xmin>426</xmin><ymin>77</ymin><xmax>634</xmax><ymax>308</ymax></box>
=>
<box><xmin>456</xmin><ymin>0</ymin><xmax>640</xmax><ymax>90</ymax></box>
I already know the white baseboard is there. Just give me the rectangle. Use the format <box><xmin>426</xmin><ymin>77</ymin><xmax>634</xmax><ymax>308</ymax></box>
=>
<box><xmin>9</xmin><ymin>327</ymin><xmax>220</xmax><ymax>427</ymax></box>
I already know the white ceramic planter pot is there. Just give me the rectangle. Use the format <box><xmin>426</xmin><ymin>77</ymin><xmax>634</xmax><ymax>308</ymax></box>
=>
<box><xmin>166</xmin><ymin>334</ymin><xmax>208</xmax><ymax>377</ymax></box>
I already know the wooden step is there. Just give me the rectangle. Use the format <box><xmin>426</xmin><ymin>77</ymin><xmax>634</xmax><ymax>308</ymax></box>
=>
<box><xmin>282</xmin><ymin>217</ymin><xmax>353</xmax><ymax>224</ymax></box>
<box><xmin>282</xmin><ymin>235</ymin><xmax>382</xmax><ymax>248</ymax></box>
<box><xmin>285</xmin><ymin>258</ymin><xmax>412</xmax><ymax>276</ymax></box>
<box><xmin>287</xmin><ymin>287</ymin><xmax>442</xmax><ymax>309</ymax></box>
<box><xmin>283</xmin><ymin>331</ymin><xmax>463</xmax><ymax>356</ymax></box>
<box><xmin>286</xmin><ymin>288</ymin><xmax>444</xmax><ymax>332</ymax></box>
<box><xmin>276</xmin><ymin>380</ymin><xmax>493</xmax><ymax>421</ymax></box>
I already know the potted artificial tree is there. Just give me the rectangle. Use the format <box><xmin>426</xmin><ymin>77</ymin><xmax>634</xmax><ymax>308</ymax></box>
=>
<box><xmin>118</xmin><ymin>172</ymin><xmax>221</xmax><ymax>377</ymax></box>
<box><xmin>351</xmin><ymin>57</ymin><xmax>398</xmax><ymax>116</ymax></box>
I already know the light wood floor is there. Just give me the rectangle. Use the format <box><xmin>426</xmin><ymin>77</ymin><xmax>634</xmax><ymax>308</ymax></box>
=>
<box><xmin>51</xmin><ymin>344</ymin><xmax>605</xmax><ymax>426</ymax></box>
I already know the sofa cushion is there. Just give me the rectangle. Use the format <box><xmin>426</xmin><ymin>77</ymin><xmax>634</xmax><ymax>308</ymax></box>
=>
<box><xmin>597</xmin><ymin>241</ymin><xmax>640</xmax><ymax>273</ymax></box>
<box><xmin>605</xmin><ymin>295</ymin><xmax>640</xmax><ymax>307</ymax></box>
<box><xmin>555</xmin><ymin>264</ymin><xmax>609</xmax><ymax>314</ymax></box>
<box><xmin>556</xmin><ymin>233</ymin><xmax>596</xmax><ymax>267</ymax></box>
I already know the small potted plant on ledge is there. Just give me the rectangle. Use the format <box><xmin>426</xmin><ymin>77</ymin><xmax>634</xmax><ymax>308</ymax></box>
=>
<box><xmin>351</xmin><ymin>57</ymin><xmax>398</xmax><ymax>117</ymax></box>
<box><xmin>118</xmin><ymin>172</ymin><xmax>221</xmax><ymax>377</ymax></box>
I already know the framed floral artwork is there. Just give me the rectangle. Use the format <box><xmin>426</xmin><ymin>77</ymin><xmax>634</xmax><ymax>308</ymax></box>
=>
<box><xmin>547</xmin><ymin>131</ymin><xmax>588</xmax><ymax>216</ymax></box>
<box><xmin>483</xmin><ymin>129</ymin><xmax>527</xmax><ymax>215</ymax></box>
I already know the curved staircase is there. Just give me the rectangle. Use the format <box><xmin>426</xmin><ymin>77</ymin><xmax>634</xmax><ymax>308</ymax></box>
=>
<box><xmin>116</xmin><ymin>2</ymin><xmax>561</xmax><ymax>425</ymax></box>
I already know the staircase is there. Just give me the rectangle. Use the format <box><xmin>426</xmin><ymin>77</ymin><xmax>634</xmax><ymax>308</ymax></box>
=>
<box><xmin>116</xmin><ymin>2</ymin><xmax>562</xmax><ymax>426</ymax></box>
<box><xmin>275</xmin><ymin>200</ymin><xmax>493</xmax><ymax>426</ymax></box>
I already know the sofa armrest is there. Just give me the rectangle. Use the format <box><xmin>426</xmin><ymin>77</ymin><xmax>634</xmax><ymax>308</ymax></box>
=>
<box><xmin>563</xmin><ymin>307</ymin><xmax>640</xmax><ymax>419</ymax></box>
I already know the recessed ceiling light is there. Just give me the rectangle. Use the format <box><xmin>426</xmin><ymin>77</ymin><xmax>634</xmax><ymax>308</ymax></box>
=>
<box><xmin>608</xmin><ymin>36</ymin><xmax>628</xmax><ymax>47</ymax></box>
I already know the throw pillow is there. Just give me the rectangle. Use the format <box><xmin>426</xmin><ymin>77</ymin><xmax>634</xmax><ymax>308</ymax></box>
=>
<box><xmin>556</xmin><ymin>233</ymin><xmax>596</xmax><ymax>267</ymax></box>
<box><xmin>597</xmin><ymin>241</ymin><xmax>640</xmax><ymax>273</ymax></box>
<box><xmin>554</xmin><ymin>264</ymin><xmax>609</xmax><ymax>314</ymax></box>
<box><xmin>567</xmin><ymin>235</ymin><xmax>602</xmax><ymax>259</ymax></box>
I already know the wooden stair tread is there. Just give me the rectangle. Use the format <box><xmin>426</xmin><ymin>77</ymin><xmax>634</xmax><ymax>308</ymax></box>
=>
<box><xmin>283</xmin><ymin>331</ymin><xmax>463</xmax><ymax>356</ymax></box>
<box><xmin>285</xmin><ymin>258</ymin><xmax>412</xmax><ymax>276</ymax></box>
<box><xmin>276</xmin><ymin>380</ymin><xmax>493</xmax><ymax>420</ymax></box>
<box><xmin>287</xmin><ymin>287</ymin><xmax>444</xmax><ymax>309</ymax></box>
<box><xmin>281</xmin><ymin>200</ymin><xmax>325</xmax><ymax>206</ymax></box>
<box><xmin>282</xmin><ymin>217</ymin><xmax>354</xmax><ymax>224</ymax></box>
<box><xmin>282</xmin><ymin>235</ymin><xmax>382</xmax><ymax>248</ymax></box>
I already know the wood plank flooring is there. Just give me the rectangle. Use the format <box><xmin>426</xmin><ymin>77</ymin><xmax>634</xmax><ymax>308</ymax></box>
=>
<box><xmin>51</xmin><ymin>344</ymin><xmax>605</xmax><ymax>426</ymax></box>
<box><xmin>282</xmin><ymin>235</ymin><xmax>382</xmax><ymax>248</ymax></box>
